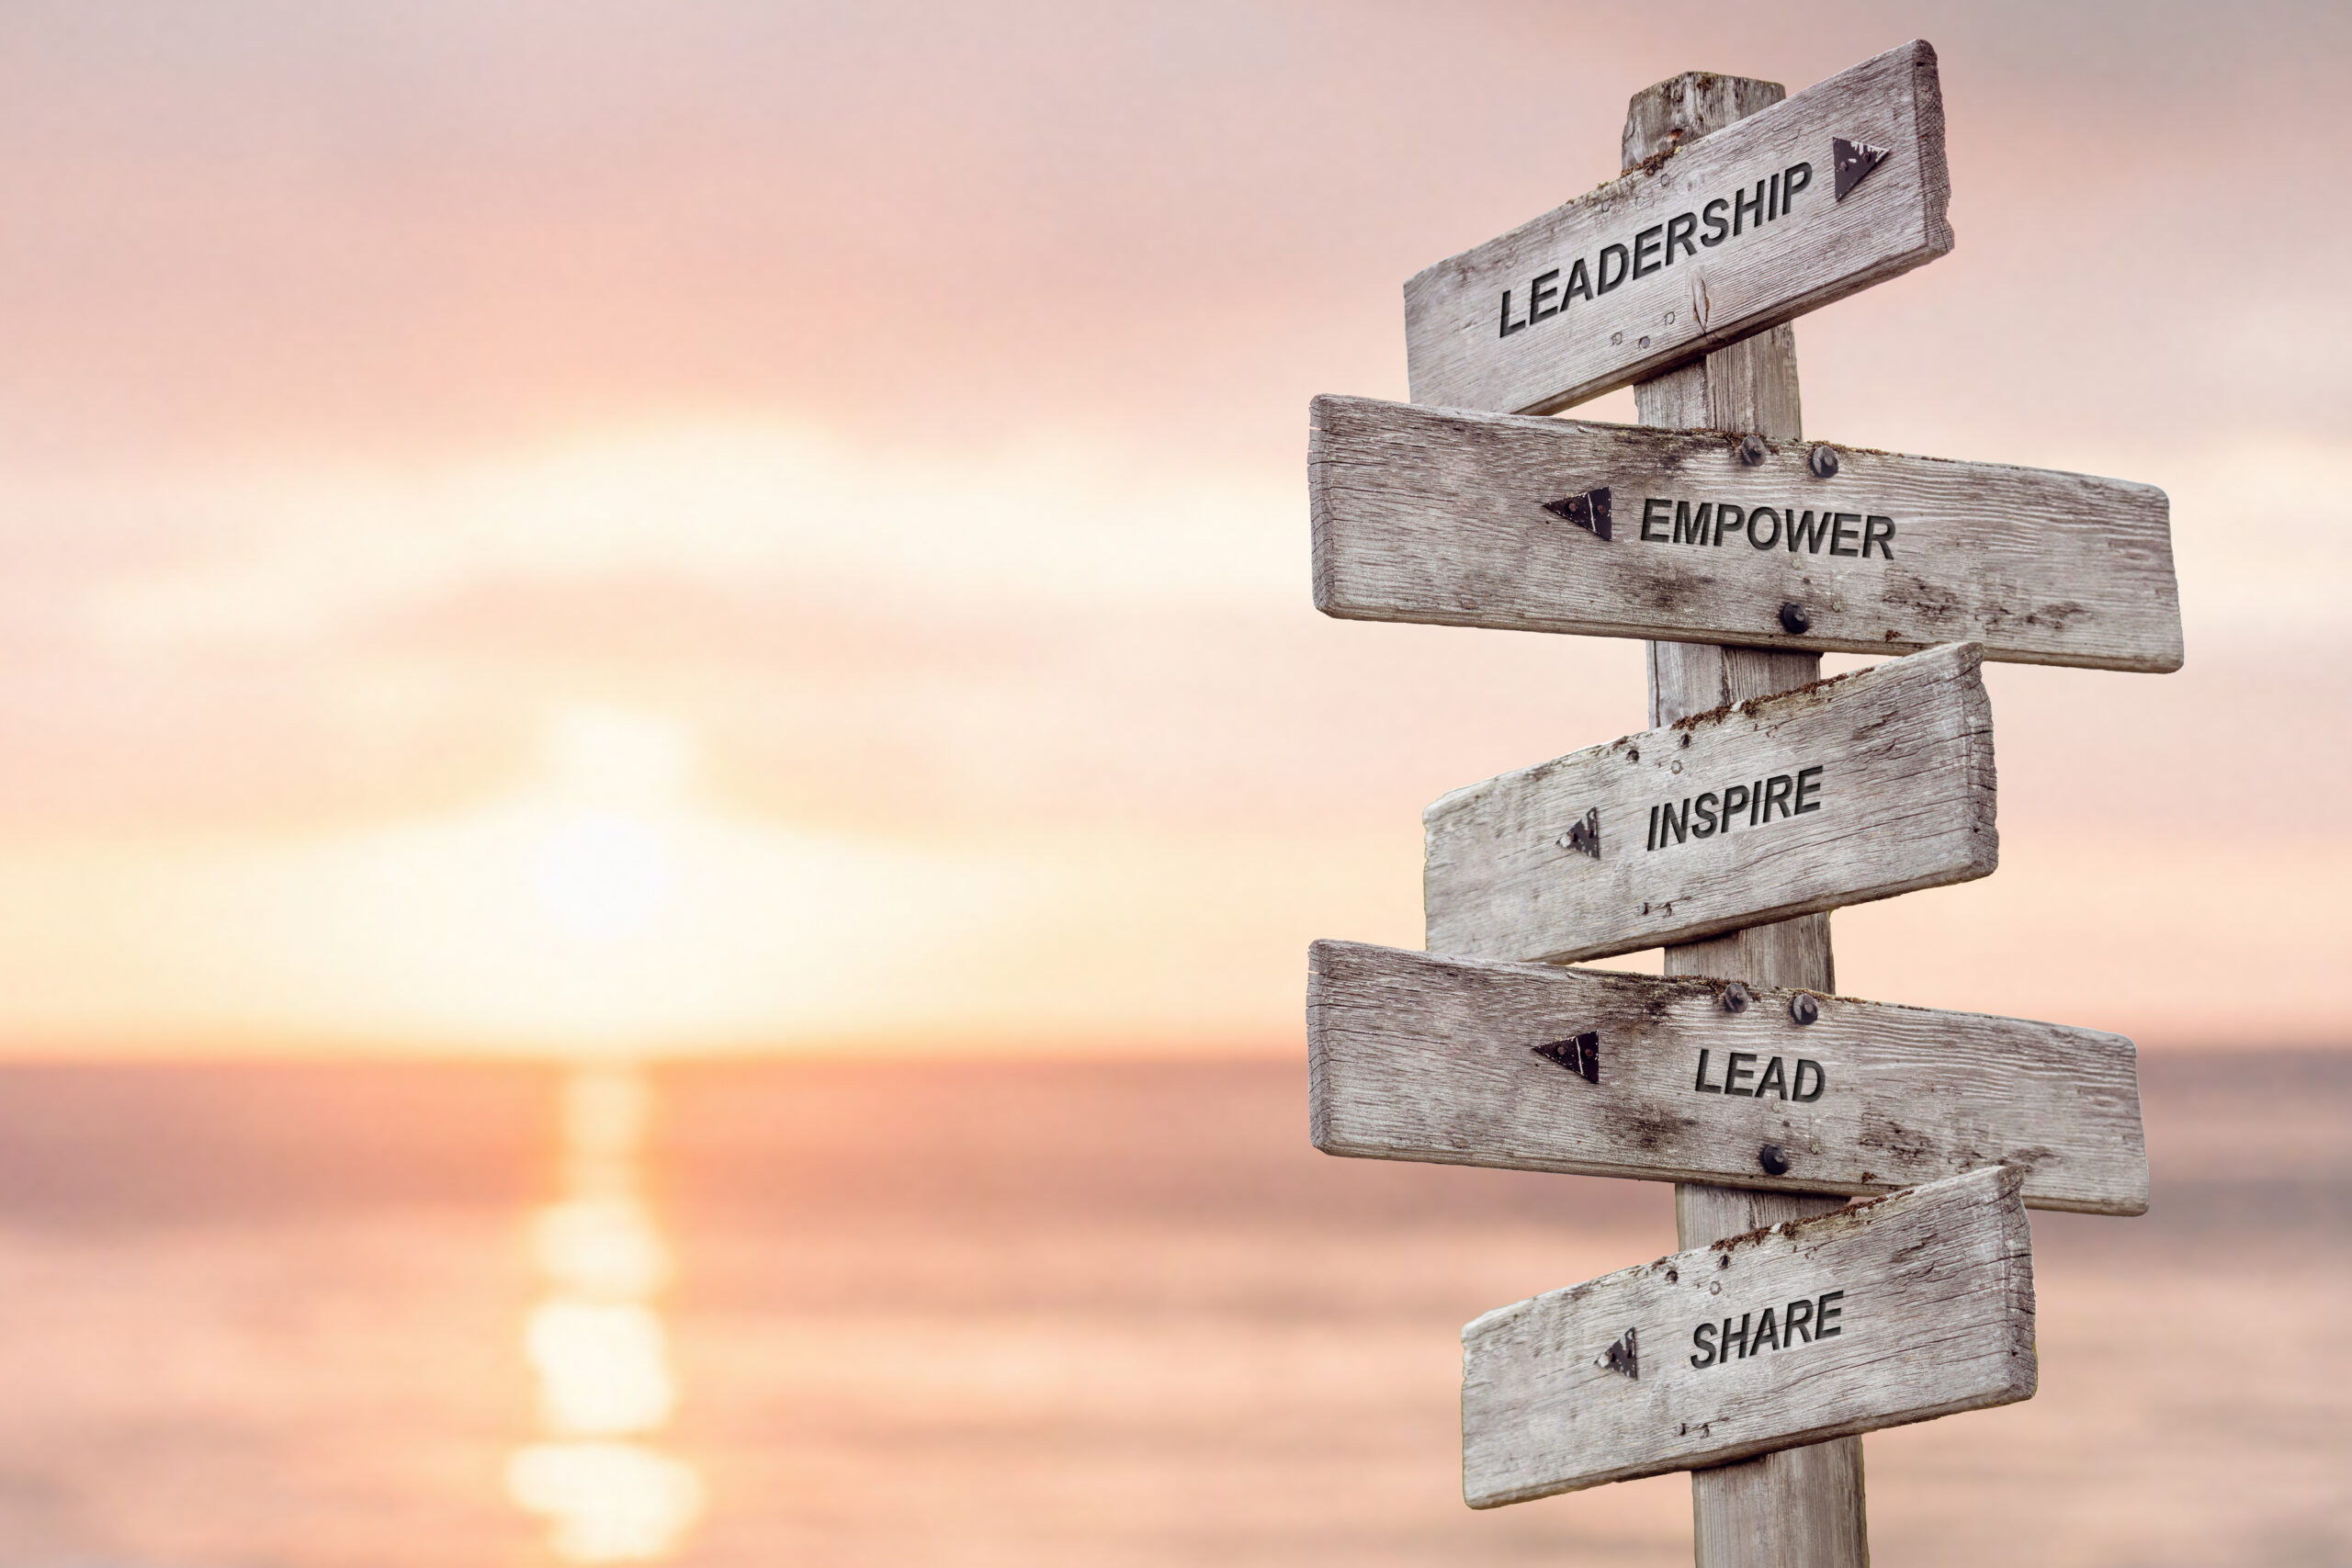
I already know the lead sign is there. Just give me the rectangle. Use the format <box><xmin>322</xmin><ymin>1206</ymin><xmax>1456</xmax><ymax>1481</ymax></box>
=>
<box><xmin>1307</xmin><ymin>941</ymin><xmax>2148</xmax><ymax>1214</ymax></box>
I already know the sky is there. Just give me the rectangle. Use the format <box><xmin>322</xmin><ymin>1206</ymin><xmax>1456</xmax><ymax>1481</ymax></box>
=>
<box><xmin>0</xmin><ymin>0</ymin><xmax>2345</xmax><ymax>1056</ymax></box>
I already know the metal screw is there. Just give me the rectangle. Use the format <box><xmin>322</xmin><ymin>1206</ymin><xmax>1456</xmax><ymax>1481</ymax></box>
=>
<box><xmin>1779</xmin><ymin>602</ymin><xmax>1811</xmax><ymax>635</ymax></box>
<box><xmin>1758</xmin><ymin>1145</ymin><xmax>1791</xmax><ymax>1177</ymax></box>
<box><xmin>1720</xmin><ymin>982</ymin><xmax>1751</xmax><ymax>1014</ymax></box>
<box><xmin>1790</xmin><ymin>993</ymin><xmax>1820</xmax><ymax>1026</ymax></box>
<box><xmin>1808</xmin><ymin>445</ymin><xmax>1840</xmax><ymax>479</ymax></box>
<box><xmin>1737</xmin><ymin>434</ymin><xmax>1768</xmax><ymax>466</ymax></box>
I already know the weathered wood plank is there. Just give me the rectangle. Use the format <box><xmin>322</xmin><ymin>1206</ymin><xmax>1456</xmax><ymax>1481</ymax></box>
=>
<box><xmin>1423</xmin><ymin>642</ymin><xmax>1996</xmax><ymax>964</ymax></box>
<box><xmin>1461</xmin><ymin>1166</ymin><xmax>2036</xmax><ymax>1506</ymax></box>
<box><xmin>1309</xmin><ymin>395</ymin><xmax>2183</xmax><ymax>674</ymax></box>
<box><xmin>1306</xmin><ymin>940</ymin><xmax>2147</xmax><ymax>1214</ymax></box>
<box><xmin>1405</xmin><ymin>41</ymin><xmax>1951</xmax><ymax>415</ymax></box>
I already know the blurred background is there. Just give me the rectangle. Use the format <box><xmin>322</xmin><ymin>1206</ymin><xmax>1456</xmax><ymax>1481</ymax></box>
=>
<box><xmin>0</xmin><ymin>1</ymin><xmax>2345</xmax><ymax>1563</ymax></box>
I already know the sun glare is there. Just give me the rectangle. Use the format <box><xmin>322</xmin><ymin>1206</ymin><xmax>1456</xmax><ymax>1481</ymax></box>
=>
<box><xmin>533</xmin><ymin>811</ymin><xmax>676</xmax><ymax>942</ymax></box>
<box><xmin>509</xmin><ymin>1066</ymin><xmax>703</xmax><ymax>1563</ymax></box>
<box><xmin>7</xmin><ymin>694</ymin><xmax>1050</xmax><ymax>1056</ymax></box>
<box><xmin>528</xmin><ymin>707</ymin><xmax>688</xmax><ymax>944</ymax></box>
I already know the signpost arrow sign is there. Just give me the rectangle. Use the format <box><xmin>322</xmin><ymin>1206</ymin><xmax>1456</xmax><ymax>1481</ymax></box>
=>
<box><xmin>1423</xmin><ymin>641</ymin><xmax>1995</xmax><ymax>964</ymax></box>
<box><xmin>1540</xmin><ymin>486</ymin><xmax>1612</xmax><ymax>540</ymax></box>
<box><xmin>1830</xmin><ymin>136</ymin><xmax>1890</xmax><ymax>200</ymax></box>
<box><xmin>1306</xmin><ymin>940</ymin><xmax>2147</xmax><ymax>1214</ymax></box>
<box><xmin>1404</xmin><ymin>39</ymin><xmax>1951</xmax><ymax>416</ymax></box>
<box><xmin>1461</xmin><ymin>1166</ymin><xmax>2036</xmax><ymax>1506</ymax></box>
<box><xmin>1309</xmin><ymin>394</ymin><xmax>2183</xmax><ymax>673</ymax></box>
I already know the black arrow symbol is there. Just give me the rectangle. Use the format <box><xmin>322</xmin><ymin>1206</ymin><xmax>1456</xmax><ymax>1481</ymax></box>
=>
<box><xmin>1555</xmin><ymin>807</ymin><xmax>1600</xmax><ymax>861</ymax></box>
<box><xmin>1532</xmin><ymin>1031</ymin><xmax>1600</xmax><ymax>1084</ymax></box>
<box><xmin>1541</xmin><ymin>486</ymin><xmax>1611</xmax><ymax>541</ymax></box>
<box><xmin>1832</xmin><ymin>136</ymin><xmax>1888</xmax><ymax>201</ymax></box>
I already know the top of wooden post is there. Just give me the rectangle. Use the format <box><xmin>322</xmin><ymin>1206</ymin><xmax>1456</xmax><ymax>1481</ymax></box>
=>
<box><xmin>1623</xmin><ymin>73</ymin><xmax>1787</xmax><ymax>170</ymax></box>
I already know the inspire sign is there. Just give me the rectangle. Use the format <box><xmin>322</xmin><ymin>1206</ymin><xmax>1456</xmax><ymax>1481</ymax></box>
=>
<box><xmin>1421</xmin><ymin>643</ymin><xmax>1996</xmax><ymax>964</ymax></box>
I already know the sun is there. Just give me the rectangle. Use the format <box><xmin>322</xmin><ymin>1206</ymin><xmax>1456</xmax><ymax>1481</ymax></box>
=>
<box><xmin>533</xmin><ymin>810</ymin><xmax>675</xmax><ymax>942</ymax></box>
<box><xmin>526</xmin><ymin>708</ymin><xmax>691</xmax><ymax>943</ymax></box>
<box><xmin>183</xmin><ymin>694</ymin><xmax>1006</xmax><ymax>1055</ymax></box>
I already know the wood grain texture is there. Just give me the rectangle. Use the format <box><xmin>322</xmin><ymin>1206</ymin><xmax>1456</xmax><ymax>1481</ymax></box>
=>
<box><xmin>1308</xmin><ymin>395</ymin><xmax>2184</xmax><ymax>673</ymax></box>
<box><xmin>1460</xmin><ymin>1166</ymin><xmax>2036</xmax><ymax>1506</ymax></box>
<box><xmin>1306</xmin><ymin>940</ymin><xmax>2147</xmax><ymax>1214</ymax></box>
<box><xmin>1625</xmin><ymin>74</ymin><xmax>1862</xmax><ymax>1564</ymax></box>
<box><xmin>1623</xmin><ymin>73</ymin><xmax>1789</xmax><ymax>175</ymax></box>
<box><xmin>1628</xmin><ymin>322</ymin><xmax>1804</xmax><ymax>439</ymax></box>
<box><xmin>1423</xmin><ymin>642</ymin><xmax>1996</xmax><ymax>964</ymax></box>
<box><xmin>1404</xmin><ymin>41</ymin><xmax>1951</xmax><ymax>416</ymax></box>
<box><xmin>1672</xmin><ymin>1186</ymin><xmax>1865</xmax><ymax>1567</ymax></box>
<box><xmin>1634</xmin><ymin>277</ymin><xmax>1837</xmax><ymax>1019</ymax></box>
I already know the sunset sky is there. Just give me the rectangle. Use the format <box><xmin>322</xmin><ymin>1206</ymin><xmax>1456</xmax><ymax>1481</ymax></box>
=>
<box><xmin>0</xmin><ymin>0</ymin><xmax>2344</xmax><ymax>1056</ymax></box>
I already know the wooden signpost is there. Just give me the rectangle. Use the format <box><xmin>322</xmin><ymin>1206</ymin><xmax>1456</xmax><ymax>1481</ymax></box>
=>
<box><xmin>1307</xmin><ymin>940</ymin><xmax>2149</xmax><ymax>1214</ymax></box>
<box><xmin>1300</xmin><ymin>39</ymin><xmax>2180</xmax><ymax>1568</ymax></box>
<box><xmin>1425</xmin><ymin>641</ymin><xmax>1996</xmax><ymax>964</ymax></box>
<box><xmin>1311</xmin><ymin>395</ymin><xmax>2183</xmax><ymax>671</ymax></box>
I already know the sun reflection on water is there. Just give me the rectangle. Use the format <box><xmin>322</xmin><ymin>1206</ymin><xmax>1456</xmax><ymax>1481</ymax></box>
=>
<box><xmin>508</xmin><ymin>1066</ymin><xmax>704</xmax><ymax>1563</ymax></box>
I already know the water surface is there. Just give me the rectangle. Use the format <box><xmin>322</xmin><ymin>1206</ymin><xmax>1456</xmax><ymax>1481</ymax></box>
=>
<box><xmin>0</xmin><ymin>1053</ymin><xmax>2339</xmax><ymax>1565</ymax></box>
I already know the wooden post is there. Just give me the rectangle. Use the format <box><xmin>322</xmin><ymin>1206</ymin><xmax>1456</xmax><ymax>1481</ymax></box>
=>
<box><xmin>1624</xmin><ymin>72</ymin><xmax>1871</xmax><ymax>1568</ymax></box>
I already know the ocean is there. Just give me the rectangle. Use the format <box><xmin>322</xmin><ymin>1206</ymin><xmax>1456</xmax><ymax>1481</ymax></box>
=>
<box><xmin>0</xmin><ymin>1051</ymin><xmax>2340</xmax><ymax>1566</ymax></box>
